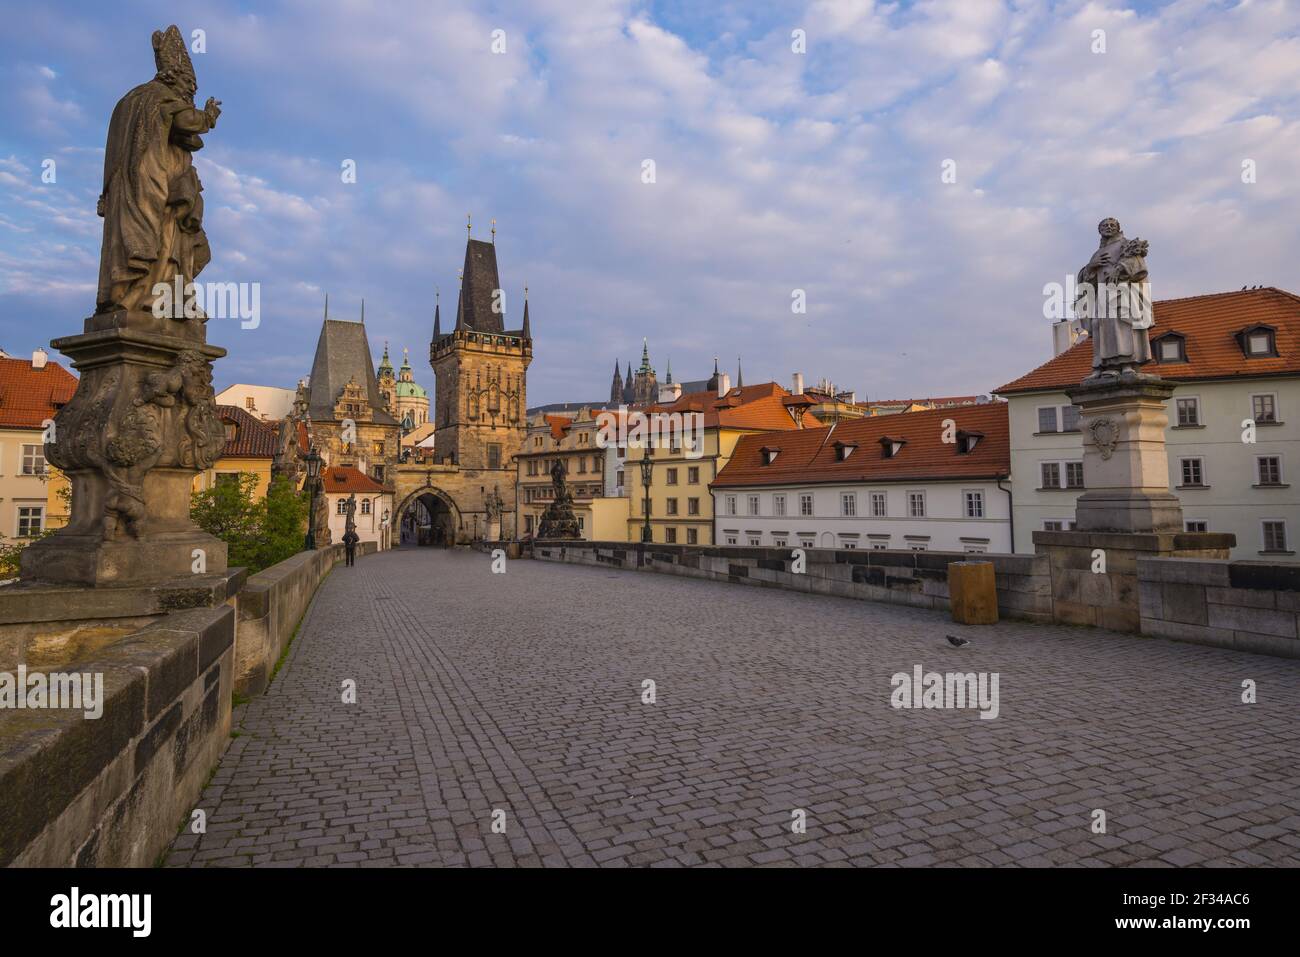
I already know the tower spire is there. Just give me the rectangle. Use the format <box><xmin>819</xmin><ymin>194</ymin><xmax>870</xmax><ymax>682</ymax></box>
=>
<box><xmin>522</xmin><ymin>284</ymin><xmax>531</xmax><ymax>338</ymax></box>
<box><xmin>736</xmin><ymin>355</ymin><xmax>743</xmax><ymax>388</ymax></box>
<box><xmin>433</xmin><ymin>288</ymin><xmax>441</xmax><ymax>338</ymax></box>
<box><xmin>491</xmin><ymin>218</ymin><xmax>496</xmax><ymax>244</ymax></box>
<box><xmin>323</xmin><ymin>293</ymin><xmax>329</xmax><ymax>320</ymax></box>
<box><xmin>360</xmin><ymin>298</ymin><xmax>365</xmax><ymax>324</ymax></box>
<box><xmin>467</xmin><ymin>213</ymin><xmax>472</xmax><ymax>237</ymax></box>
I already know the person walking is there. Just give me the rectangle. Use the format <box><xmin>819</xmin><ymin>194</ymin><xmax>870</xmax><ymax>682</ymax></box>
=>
<box><xmin>343</xmin><ymin>528</ymin><xmax>359</xmax><ymax>567</ymax></box>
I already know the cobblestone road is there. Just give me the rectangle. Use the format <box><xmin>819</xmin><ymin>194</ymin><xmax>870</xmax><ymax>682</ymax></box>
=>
<box><xmin>166</xmin><ymin>547</ymin><xmax>1300</xmax><ymax>867</ymax></box>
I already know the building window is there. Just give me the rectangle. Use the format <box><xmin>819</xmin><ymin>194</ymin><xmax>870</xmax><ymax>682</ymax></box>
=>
<box><xmin>964</xmin><ymin>490</ymin><xmax>984</xmax><ymax>518</ymax></box>
<box><xmin>245</xmin><ymin>396</ymin><xmax>255</xmax><ymax>409</ymax></box>
<box><xmin>371</xmin><ymin>465</ymin><xmax>385</xmax><ymax>483</ymax></box>
<box><xmin>725</xmin><ymin>534</ymin><xmax>738</xmax><ymax>545</ymax></box>
<box><xmin>1061</xmin><ymin>405</ymin><xmax>1081</xmax><ymax>432</ymax></box>
<box><xmin>525</xmin><ymin>515</ymin><xmax>535</xmax><ymax>533</ymax></box>
<box><xmin>1180</xmin><ymin>458</ymin><xmax>1205</xmax><ymax>487</ymax></box>
<box><xmin>964</xmin><ymin>544</ymin><xmax>987</xmax><ymax>555</ymax></box>
<box><xmin>748</xmin><ymin>535</ymin><xmax>761</xmax><ymax>546</ymax></box>
<box><xmin>1037</xmin><ymin>407</ymin><xmax>1057</xmax><ymax>433</ymax></box>
<box><xmin>799</xmin><ymin>537</ymin><xmax>815</xmax><ymax>549</ymax></box>
<box><xmin>337</xmin><ymin>500</ymin><xmax>348</xmax><ymax>514</ymax></box>
<box><xmin>773</xmin><ymin>494</ymin><xmax>786</xmax><ymax>516</ymax></box>
<box><xmin>17</xmin><ymin>505</ymin><xmax>44</xmax><ymax>537</ymax></box>
<box><xmin>1240</xmin><ymin>327</ymin><xmax>1277</xmax><ymax>357</ymax></box>
<box><xmin>1252</xmin><ymin>394</ymin><xmax>1278</xmax><ymax>424</ymax></box>
<box><xmin>487</xmin><ymin>444</ymin><xmax>502</xmax><ymax>469</ymax></box>
<box><xmin>665</xmin><ymin>527</ymin><xmax>677</xmax><ymax>543</ymax></box>
<box><xmin>1154</xmin><ymin>334</ymin><xmax>1187</xmax><ymax>363</ymax></box>
<box><xmin>616</xmin><ymin>469</ymin><xmax>624</xmax><ymax>487</ymax></box>
<box><xmin>21</xmin><ymin>444</ymin><xmax>46</xmax><ymax>476</ymax></box>
<box><xmin>666</xmin><ymin>498</ymin><xmax>679</xmax><ymax>516</ymax></box>
<box><xmin>725</xmin><ymin>494</ymin><xmax>737</xmax><ymax>516</ymax></box>
<box><xmin>687</xmin><ymin>467</ymin><xmax>700</xmax><ymax>484</ymax></box>
<box><xmin>1040</xmin><ymin>462</ymin><xmax>1061</xmax><ymax>489</ymax></box>
<box><xmin>1042</xmin><ymin>519</ymin><xmax>1077</xmax><ymax>532</ymax></box>
<box><xmin>747</xmin><ymin>495</ymin><xmax>760</xmax><ymax>516</ymax></box>
<box><xmin>687</xmin><ymin>528</ymin><xmax>698</xmax><ymax>545</ymax></box>
<box><xmin>870</xmin><ymin>540</ymin><xmax>889</xmax><ymax>550</ymax></box>
<box><xmin>870</xmin><ymin>491</ymin><xmax>887</xmax><ymax>517</ymax></box>
<box><xmin>1065</xmin><ymin>461</ymin><xmax>1084</xmax><ymax>489</ymax></box>
<box><xmin>1175</xmin><ymin>397</ymin><xmax>1200</xmax><ymax>427</ymax></box>
<box><xmin>1185</xmin><ymin>520</ymin><xmax>1208</xmax><ymax>533</ymax></box>
<box><xmin>1262</xmin><ymin>520</ymin><xmax>1288</xmax><ymax>553</ymax></box>
<box><xmin>908</xmin><ymin>491</ymin><xmax>926</xmax><ymax>518</ymax></box>
<box><xmin>361</xmin><ymin>498</ymin><xmax>371</xmax><ymax>515</ymax></box>
<box><xmin>1257</xmin><ymin>456</ymin><xmax>1283</xmax><ymax>486</ymax></box>
<box><xmin>577</xmin><ymin>457</ymin><xmax>586</xmax><ymax>473</ymax></box>
<box><xmin>909</xmin><ymin>541</ymin><xmax>928</xmax><ymax>552</ymax></box>
<box><xmin>1037</xmin><ymin>406</ymin><xmax>1079</xmax><ymax>433</ymax></box>
<box><xmin>666</xmin><ymin>468</ymin><xmax>678</xmax><ymax>485</ymax></box>
<box><xmin>687</xmin><ymin>497</ymin><xmax>700</xmax><ymax>516</ymax></box>
<box><xmin>841</xmin><ymin>493</ymin><xmax>856</xmax><ymax>517</ymax></box>
<box><xmin>799</xmin><ymin>494</ymin><xmax>813</xmax><ymax>516</ymax></box>
<box><xmin>840</xmin><ymin>538</ymin><xmax>857</xmax><ymax>550</ymax></box>
<box><xmin>773</xmin><ymin>536</ymin><xmax>787</xmax><ymax>547</ymax></box>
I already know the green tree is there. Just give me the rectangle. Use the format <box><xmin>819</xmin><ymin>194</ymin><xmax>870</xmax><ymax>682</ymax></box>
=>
<box><xmin>190</xmin><ymin>473</ymin><xmax>307</xmax><ymax>573</ymax></box>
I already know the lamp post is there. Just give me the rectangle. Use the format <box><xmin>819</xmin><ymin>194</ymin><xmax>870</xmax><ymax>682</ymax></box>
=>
<box><xmin>304</xmin><ymin>446</ymin><xmax>322</xmax><ymax>550</ymax></box>
<box><xmin>381</xmin><ymin>508</ymin><xmax>391</xmax><ymax>551</ymax></box>
<box><xmin>639</xmin><ymin>451</ymin><xmax>653</xmax><ymax>544</ymax></box>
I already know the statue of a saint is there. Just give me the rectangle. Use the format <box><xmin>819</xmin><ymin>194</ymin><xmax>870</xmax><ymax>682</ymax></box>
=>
<box><xmin>1074</xmin><ymin>218</ymin><xmax>1153</xmax><ymax>378</ymax></box>
<box><xmin>96</xmin><ymin>25</ymin><xmax>221</xmax><ymax>316</ymax></box>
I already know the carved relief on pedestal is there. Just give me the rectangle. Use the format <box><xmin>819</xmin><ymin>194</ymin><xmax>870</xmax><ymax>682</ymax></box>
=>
<box><xmin>1086</xmin><ymin>417</ymin><xmax>1119</xmax><ymax>461</ymax></box>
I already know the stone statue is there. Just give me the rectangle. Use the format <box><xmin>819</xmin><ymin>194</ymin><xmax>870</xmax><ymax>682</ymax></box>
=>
<box><xmin>344</xmin><ymin>493</ymin><xmax>357</xmax><ymax>535</ymax></box>
<box><xmin>97</xmin><ymin>25</ymin><xmax>221</xmax><ymax>316</ymax></box>
<box><xmin>537</xmin><ymin>458</ymin><xmax>581</xmax><ymax>539</ymax></box>
<box><xmin>271</xmin><ymin>415</ymin><xmax>301</xmax><ymax>482</ymax></box>
<box><xmin>1074</xmin><ymin>218</ymin><xmax>1153</xmax><ymax>379</ymax></box>
<box><xmin>21</xmin><ymin>26</ymin><xmax>229</xmax><ymax>585</ymax></box>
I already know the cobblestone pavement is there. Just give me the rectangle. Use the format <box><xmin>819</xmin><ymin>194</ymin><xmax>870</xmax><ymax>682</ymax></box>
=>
<box><xmin>165</xmin><ymin>548</ymin><xmax>1300</xmax><ymax>867</ymax></box>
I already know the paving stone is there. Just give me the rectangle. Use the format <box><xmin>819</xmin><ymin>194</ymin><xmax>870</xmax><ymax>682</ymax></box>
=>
<box><xmin>163</xmin><ymin>548</ymin><xmax>1300</xmax><ymax>868</ymax></box>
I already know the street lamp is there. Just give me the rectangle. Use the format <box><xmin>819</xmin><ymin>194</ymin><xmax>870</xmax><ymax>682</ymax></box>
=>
<box><xmin>639</xmin><ymin>451</ymin><xmax>653</xmax><ymax>544</ymax></box>
<box><xmin>381</xmin><ymin>508</ymin><xmax>391</xmax><ymax>551</ymax></box>
<box><xmin>304</xmin><ymin>446</ymin><xmax>322</xmax><ymax>550</ymax></box>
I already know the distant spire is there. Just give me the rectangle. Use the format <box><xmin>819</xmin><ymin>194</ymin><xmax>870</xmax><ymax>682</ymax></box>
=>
<box><xmin>610</xmin><ymin>359</ymin><xmax>624</xmax><ymax>406</ymax></box>
<box><xmin>360</xmin><ymin>298</ymin><xmax>365</xmax><ymax>324</ymax></box>
<box><xmin>666</xmin><ymin>357</ymin><xmax>672</xmax><ymax>384</ymax></box>
<box><xmin>467</xmin><ymin>213</ymin><xmax>472</xmax><ymax>237</ymax></box>
<box><xmin>323</xmin><ymin>293</ymin><xmax>329</xmax><ymax>320</ymax></box>
<box><xmin>433</xmin><ymin>288</ymin><xmax>441</xmax><ymax>338</ymax></box>
<box><xmin>491</xmin><ymin>218</ymin><xmax>496</xmax><ymax>244</ymax></box>
<box><xmin>707</xmin><ymin>355</ymin><xmax>720</xmax><ymax>392</ymax></box>
<box><xmin>736</xmin><ymin>356</ymin><xmax>743</xmax><ymax>388</ymax></box>
<box><xmin>522</xmin><ymin>285</ymin><xmax>531</xmax><ymax>337</ymax></box>
<box><xmin>641</xmin><ymin>337</ymin><xmax>650</xmax><ymax>371</ymax></box>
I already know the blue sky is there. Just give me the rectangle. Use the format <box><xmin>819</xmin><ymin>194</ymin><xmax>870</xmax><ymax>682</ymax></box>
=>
<box><xmin>1</xmin><ymin>0</ymin><xmax>1297</xmax><ymax>406</ymax></box>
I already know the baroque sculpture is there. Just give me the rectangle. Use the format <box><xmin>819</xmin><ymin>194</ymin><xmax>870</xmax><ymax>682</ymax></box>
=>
<box><xmin>22</xmin><ymin>26</ymin><xmax>230</xmax><ymax>585</ymax></box>
<box><xmin>1074</xmin><ymin>217</ymin><xmax>1153</xmax><ymax>380</ymax></box>
<box><xmin>537</xmin><ymin>459</ymin><xmax>581</xmax><ymax>540</ymax></box>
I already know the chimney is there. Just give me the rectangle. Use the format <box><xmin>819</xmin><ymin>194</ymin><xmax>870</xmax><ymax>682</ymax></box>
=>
<box><xmin>792</xmin><ymin>372</ymin><xmax>804</xmax><ymax>395</ymax></box>
<box><xmin>717</xmin><ymin>372</ymin><xmax>731</xmax><ymax>397</ymax></box>
<box><xmin>658</xmin><ymin>381</ymin><xmax>681</xmax><ymax>403</ymax></box>
<box><xmin>31</xmin><ymin>347</ymin><xmax>48</xmax><ymax>370</ymax></box>
<box><xmin>1052</xmin><ymin>319</ymin><xmax>1081</xmax><ymax>357</ymax></box>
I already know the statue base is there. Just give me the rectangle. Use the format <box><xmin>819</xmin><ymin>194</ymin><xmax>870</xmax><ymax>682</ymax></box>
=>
<box><xmin>21</xmin><ymin>467</ymin><xmax>228</xmax><ymax>586</ymax></box>
<box><xmin>538</xmin><ymin>497</ymin><xmax>582</xmax><ymax>540</ymax></box>
<box><xmin>20</xmin><ymin>316</ymin><xmax>228</xmax><ymax>587</ymax></box>
<box><xmin>1066</xmin><ymin>371</ymin><xmax>1184</xmax><ymax>534</ymax></box>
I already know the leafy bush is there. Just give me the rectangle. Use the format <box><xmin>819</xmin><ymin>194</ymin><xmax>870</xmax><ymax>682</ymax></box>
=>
<box><xmin>190</xmin><ymin>473</ymin><xmax>307</xmax><ymax>573</ymax></box>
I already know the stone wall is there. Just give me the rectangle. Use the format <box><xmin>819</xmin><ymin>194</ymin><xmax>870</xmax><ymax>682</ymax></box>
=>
<box><xmin>531</xmin><ymin>541</ymin><xmax>1054</xmax><ymax>622</ymax></box>
<box><xmin>1138</xmin><ymin>557</ymin><xmax>1300</xmax><ymax>658</ymax></box>
<box><xmin>0</xmin><ymin>604</ymin><xmax>234</xmax><ymax>866</ymax></box>
<box><xmin>234</xmin><ymin>540</ymin><xmax>377</xmax><ymax>696</ymax></box>
<box><xmin>0</xmin><ymin>541</ymin><xmax>377</xmax><ymax>867</ymax></box>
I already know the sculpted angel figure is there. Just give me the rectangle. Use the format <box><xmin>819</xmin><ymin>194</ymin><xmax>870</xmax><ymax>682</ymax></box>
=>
<box><xmin>96</xmin><ymin>25</ymin><xmax>221</xmax><ymax>316</ymax></box>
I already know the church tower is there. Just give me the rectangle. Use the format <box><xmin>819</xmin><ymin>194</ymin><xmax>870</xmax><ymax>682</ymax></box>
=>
<box><xmin>376</xmin><ymin>342</ymin><xmax>396</xmax><ymax>416</ymax></box>
<box><xmin>429</xmin><ymin>232</ymin><xmax>531</xmax><ymax>472</ymax></box>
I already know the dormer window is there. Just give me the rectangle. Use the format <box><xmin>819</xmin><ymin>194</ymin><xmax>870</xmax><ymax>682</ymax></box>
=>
<box><xmin>1235</xmin><ymin>324</ymin><xmax>1278</xmax><ymax>358</ymax></box>
<box><xmin>760</xmin><ymin>446</ymin><xmax>781</xmax><ymax>465</ymax></box>
<box><xmin>879</xmin><ymin>436</ymin><xmax>906</xmax><ymax>459</ymax></box>
<box><xmin>1153</xmin><ymin>332</ymin><xmax>1187</xmax><ymax>363</ymax></box>
<box><xmin>955</xmin><ymin>430</ymin><xmax>983</xmax><ymax>454</ymax></box>
<box><xmin>833</xmin><ymin>441</ymin><xmax>857</xmax><ymax>462</ymax></box>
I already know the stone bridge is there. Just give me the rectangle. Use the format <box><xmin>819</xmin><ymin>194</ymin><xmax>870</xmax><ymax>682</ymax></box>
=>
<box><xmin>163</xmin><ymin>546</ymin><xmax>1300</xmax><ymax>868</ymax></box>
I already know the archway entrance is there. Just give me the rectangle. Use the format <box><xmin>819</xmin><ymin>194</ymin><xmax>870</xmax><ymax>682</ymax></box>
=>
<box><xmin>399</xmin><ymin>491</ymin><xmax>457</xmax><ymax>547</ymax></box>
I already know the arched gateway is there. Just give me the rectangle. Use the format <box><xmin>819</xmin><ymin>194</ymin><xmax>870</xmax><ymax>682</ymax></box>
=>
<box><xmin>395</xmin><ymin>486</ymin><xmax>460</xmax><ymax>547</ymax></box>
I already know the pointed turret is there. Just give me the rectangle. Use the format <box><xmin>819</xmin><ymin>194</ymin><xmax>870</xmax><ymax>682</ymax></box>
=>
<box><xmin>522</xmin><ymin>286</ymin><xmax>531</xmax><ymax>338</ymax></box>
<box><xmin>665</xmin><ymin>358</ymin><xmax>672</xmax><ymax>385</ymax></box>
<box><xmin>378</xmin><ymin>341</ymin><xmax>393</xmax><ymax>375</ymax></box>
<box><xmin>640</xmin><ymin>337</ymin><xmax>651</xmax><ymax>372</ymax></box>
<box><xmin>706</xmin><ymin>356</ymin><xmax>720</xmax><ymax>393</ymax></box>
<box><xmin>736</xmin><ymin>357</ymin><xmax>743</xmax><ymax>389</ymax></box>
<box><xmin>432</xmin><ymin>290</ymin><xmax>441</xmax><ymax>339</ymax></box>
<box><xmin>610</xmin><ymin>360</ymin><xmax>624</xmax><ymax>406</ymax></box>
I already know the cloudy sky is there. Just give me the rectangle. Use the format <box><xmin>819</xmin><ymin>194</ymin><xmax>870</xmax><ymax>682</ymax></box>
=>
<box><xmin>1</xmin><ymin>0</ymin><xmax>1297</xmax><ymax>406</ymax></box>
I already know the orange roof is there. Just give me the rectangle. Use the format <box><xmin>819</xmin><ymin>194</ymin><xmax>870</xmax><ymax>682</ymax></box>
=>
<box><xmin>713</xmin><ymin>403</ymin><xmax>1009</xmax><ymax>488</ymax></box>
<box><xmin>868</xmin><ymin>395</ymin><xmax>984</xmax><ymax>407</ymax></box>
<box><xmin>996</xmin><ymin>287</ymin><xmax>1300</xmax><ymax>394</ymax></box>
<box><xmin>544</xmin><ymin>414</ymin><xmax>573</xmax><ymax>440</ymax></box>
<box><xmin>215</xmin><ymin>404</ymin><xmax>277</xmax><ymax>458</ymax></box>
<box><xmin>322</xmin><ymin>466</ymin><xmax>385</xmax><ymax>494</ymax></box>
<box><xmin>650</xmin><ymin>381</ymin><xmax>819</xmax><ymax>431</ymax></box>
<box><xmin>0</xmin><ymin>355</ymin><xmax>77</xmax><ymax>429</ymax></box>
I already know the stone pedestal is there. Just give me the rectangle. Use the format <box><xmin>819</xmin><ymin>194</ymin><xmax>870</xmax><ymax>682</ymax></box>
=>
<box><xmin>19</xmin><ymin>314</ymin><xmax>228</xmax><ymax>586</ymax></box>
<box><xmin>1035</xmin><ymin>370</ymin><xmax>1235</xmax><ymax>631</ymax></box>
<box><xmin>1067</xmin><ymin>372</ymin><xmax>1184</xmax><ymax>534</ymax></box>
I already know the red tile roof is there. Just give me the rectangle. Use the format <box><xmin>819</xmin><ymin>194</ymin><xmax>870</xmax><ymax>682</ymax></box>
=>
<box><xmin>651</xmin><ymin>382</ymin><xmax>820</xmax><ymax>431</ymax></box>
<box><xmin>867</xmin><ymin>395</ymin><xmax>984</xmax><ymax>407</ymax></box>
<box><xmin>713</xmin><ymin>403</ymin><xmax>1009</xmax><ymax>488</ymax></box>
<box><xmin>322</xmin><ymin>465</ymin><xmax>385</xmax><ymax>494</ymax></box>
<box><xmin>996</xmin><ymin>287</ymin><xmax>1300</xmax><ymax>395</ymax></box>
<box><xmin>0</xmin><ymin>355</ymin><xmax>77</xmax><ymax>430</ymax></box>
<box><xmin>544</xmin><ymin>414</ymin><xmax>573</xmax><ymax>440</ymax></box>
<box><xmin>215</xmin><ymin>404</ymin><xmax>277</xmax><ymax>458</ymax></box>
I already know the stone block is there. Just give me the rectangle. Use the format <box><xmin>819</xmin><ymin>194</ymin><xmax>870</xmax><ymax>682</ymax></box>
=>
<box><xmin>1137</xmin><ymin>557</ymin><xmax>1231</xmax><ymax>587</ymax></box>
<box><xmin>1231</xmin><ymin>631</ymin><xmax>1300</xmax><ymax>659</ymax></box>
<box><xmin>1206</xmin><ymin>586</ymin><xmax>1276</xmax><ymax>610</ymax></box>
<box><xmin>1137</xmin><ymin>581</ymin><xmax>1163</xmax><ymax>619</ymax></box>
<box><xmin>1140</xmin><ymin>617</ymin><xmax>1235</xmax><ymax>649</ymax></box>
<box><xmin>1206</xmin><ymin>604</ymin><xmax>1297</xmax><ymax>638</ymax></box>
<box><xmin>1160</xmin><ymin>582</ymin><xmax>1208</xmax><ymax>626</ymax></box>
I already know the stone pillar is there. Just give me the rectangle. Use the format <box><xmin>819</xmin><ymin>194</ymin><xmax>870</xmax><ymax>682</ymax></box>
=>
<box><xmin>1033</xmin><ymin>371</ymin><xmax>1233</xmax><ymax>632</ymax></box>
<box><xmin>19</xmin><ymin>311</ymin><xmax>229</xmax><ymax>586</ymax></box>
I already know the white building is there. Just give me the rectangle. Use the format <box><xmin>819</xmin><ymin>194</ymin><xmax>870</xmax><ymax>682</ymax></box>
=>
<box><xmin>711</xmin><ymin>403</ymin><xmax>1012</xmax><ymax>553</ymax></box>
<box><xmin>215</xmin><ymin>383</ymin><xmax>297</xmax><ymax>422</ymax></box>
<box><xmin>996</xmin><ymin>287</ymin><xmax>1300</xmax><ymax>560</ymax></box>
<box><xmin>321</xmin><ymin>465</ymin><xmax>393</xmax><ymax>550</ymax></box>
